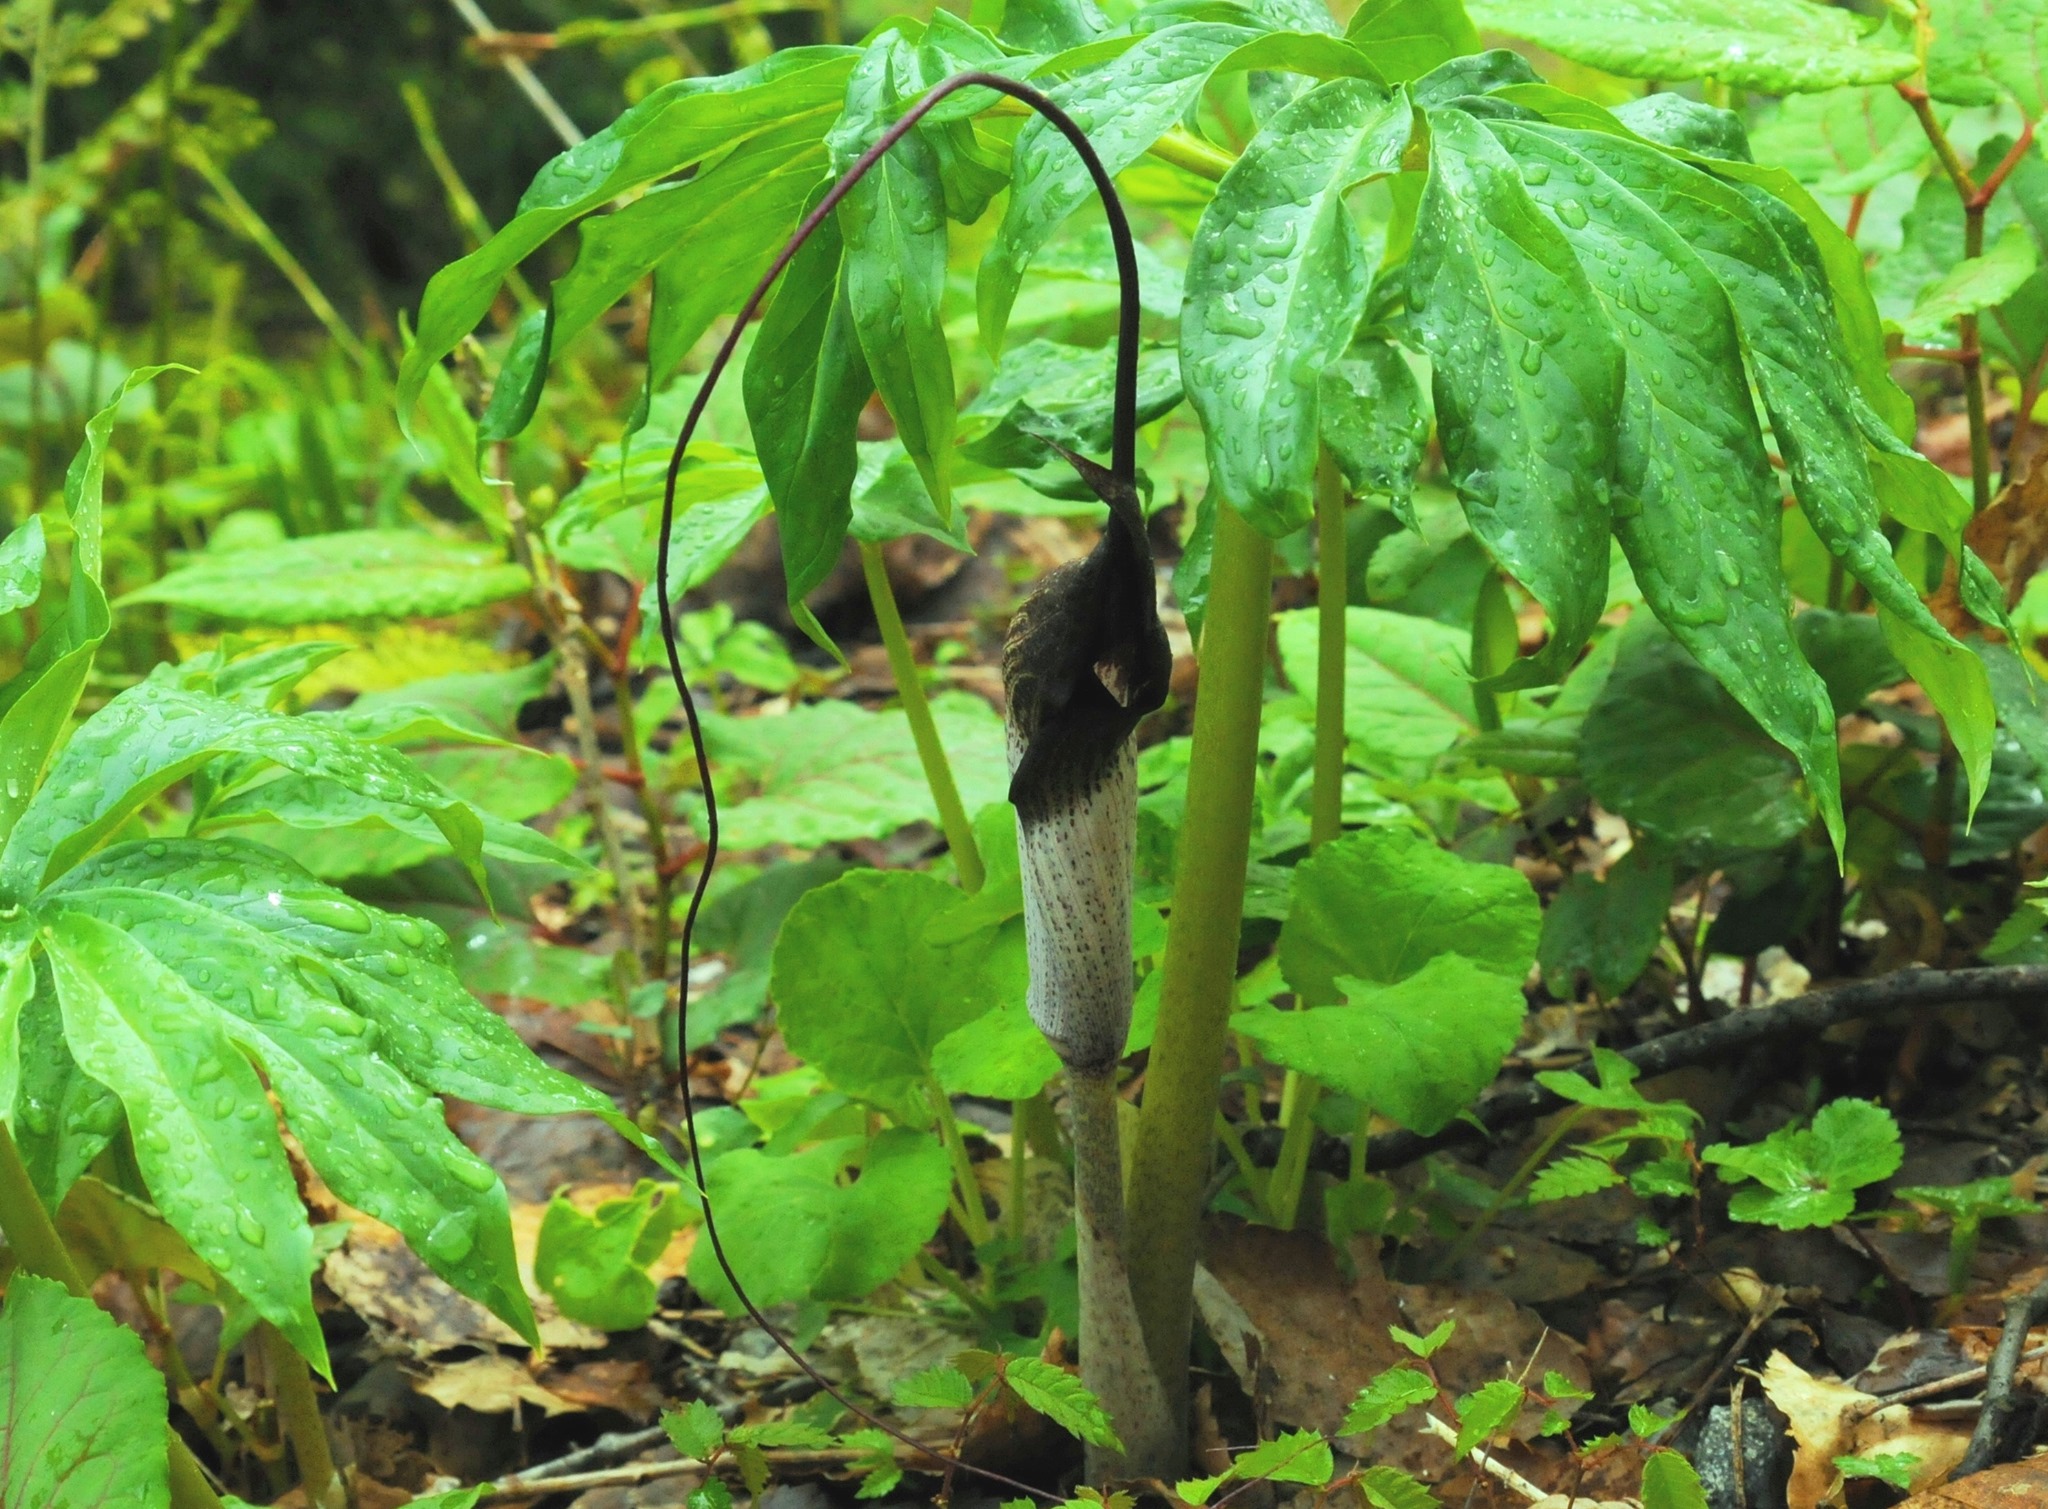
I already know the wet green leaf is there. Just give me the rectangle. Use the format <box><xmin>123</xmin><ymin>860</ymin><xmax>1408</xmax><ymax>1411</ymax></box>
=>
<box><xmin>1183</xmin><ymin>78</ymin><xmax>1408</xmax><ymax>536</ymax></box>
<box><xmin>0</xmin><ymin>515</ymin><xmax>42</xmax><ymax>616</ymax></box>
<box><xmin>1319</xmin><ymin>341</ymin><xmax>1429</xmax><ymax>517</ymax></box>
<box><xmin>1908</xmin><ymin>222</ymin><xmax>2040</xmax><ymax>335</ymax></box>
<box><xmin>1464</xmin><ymin>0</ymin><xmax>1916</xmax><ymax>92</ymax></box>
<box><xmin>1346</xmin><ymin>0</ymin><xmax>1480</xmax><ymax>83</ymax></box>
<box><xmin>1925</xmin><ymin>0</ymin><xmax>2048</xmax><ymax>114</ymax></box>
<box><xmin>119</xmin><ymin>529</ymin><xmax>530</xmax><ymax>625</ymax></box>
<box><xmin>0</xmin><ymin>1274</ymin><xmax>169</xmax><ymax>1509</ymax></box>
<box><xmin>1410</xmin><ymin>107</ymin><xmax>1618</xmax><ymax>689</ymax></box>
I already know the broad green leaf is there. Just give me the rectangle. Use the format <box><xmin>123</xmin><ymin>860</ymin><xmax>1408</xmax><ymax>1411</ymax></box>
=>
<box><xmin>534</xmin><ymin>1181</ymin><xmax>684</xmax><ymax>1331</ymax></box>
<box><xmin>545</xmin><ymin>436</ymin><xmax>762</xmax><ymax>579</ymax></box>
<box><xmin>1277</xmin><ymin>825</ymin><xmax>1539</xmax><ymax>1003</ymax></box>
<box><xmin>1640</xmin><ymin>1450</ymin><xmax>1712</xmax><ymax>1509</ymax></box>
<box><xmin>1003</xmin><ymin>0</ymin><xmax>1106</xmax><ymax>50</ymax></box>
<box><xmin>1320</xmin><ymin>341</ymin><xmax>1428</xmax><ymax>518</ymax></box>
<box><xmin>409</xmin><ymin>356</ymin><xmax>506</xmax><ymax>537</ymax></box>
<box><xmin>0</xmin><ymin>1274</ymin><xmax>169</xmax><ymax>1509</ymax></box>
<box><xmin>1273</xmin><ymin>605</ymin><xmax>1475</xmax><ymax>778</ymax></box>
<box><xmin>1</xmin><ymin>675</ymin><xmax>487</xmax><ymax>891</ymax></box>
<box><xmin>13</xmin><ymin>973</ymin><xmax>120</xmax><ymax>1208</ymax></box>
<box><xmin>64</xmin><ymin>364</ymin><xmax>189</xmax><ymax>585</ymax></box>
<box><xmin>1346</xmin><ymin>0</ymin><xmax>1480</xmax><ymax>83</ymax></box>
<box><xmin>396</xmin><ymin>48</ymin><xmax>858</xmax><ymax>428</ymax></box>
<box><xmin>1237</xmin><ymin>956</ymin><xmax>1528</xmax><ymax>1134</ymax></box>
<box><xmin>1182</xmin><ymin>78</ymin><xmax>1407</xmax><ymax>536</ymax></box>
<box><xmin>0</xmin><ymin>941</ymin><xmax>27</xmax><ymax>1119</ymax></box>
<box><xmin>1926</xmin><ymin>0</ymin><xmax>2048</xmax><ymax>115</ymax></box>
<box><xmin>1002</xmin><ymin>1356</ymin><xmax>1123</xmax><ymax>1449</ymax></box>
<box><xmin>1341</xmin><ymin>1366</ymin><xmax>1437</xmax><ymax>1434</ymax></box>
<box><xmin>687</xmin><ymin>1128</ymin><xmax>951</xmax><ymax>1309</ymax></box>
<box><xmin>42</xmin><ymin>911</ymin><xmax>326</xmax><ymax>1373</ymax></box>
<box><xmin>1453</xmin><ymin>1379</ymin><xmax>1525</xmax><ymax>1453</ymax></box>
<box><xmin>931</xmin><ymin>995</ymin><xmax>1061</xmax><ymax>1099</ymax></box>
<box><xmin>960</xmin><ymin>338</ymin><xmax>1184</xmax><ymax>495</ymax></box>
<box><xmin>1796</xmin><ymin>609</ymin><xmax>1904</xmax><ymax>717</ymax></box>
<box><xmin>1578</xmin><ymin>619</ymin><xmax>1811</xmax><ymax>853</ymax></box>
<box><xmin>1409</xmin><ymin>107</ymin><xmax>1618</xmax><ymax>688</ymax></box>
<box><xmin>1747</xmin><ymin>87</ymin><xmax>1931</xmax><ymax>197</ymax></box>
<box><xmin>700</xmin><ymin>696</ymin><xmax>1009</xmax><ymax>851</ymax></box>
<box><xmin>979</xmin><ymin>23</ymin><xmax>1261</xmax><ymax>352</ymax></box>
<box><xmin>743</xmin><ymin>196</ymin><xmax>869</xmax><ymax>642</ymax></box>
<box><xmin>0</xmin><ymin>596</ymin><xmax>106</xmax><ymax>859</ymax></box>
<box><xmin>1703</xmin><ymin>1097</ymin><xmax>1901</xmax><ymax>1229</ymax></box>
<box><xmin>119</xmin><ymin>529</ymin><xmax>530</xmax><ymax>625</ymax></box>
<box><xmin>770</xmin><ymin>869</ymin><xmax>1013</xmax><ymax>1119</ymax></box>
<box><xmin>1484</xmin><ymin>118</ymin><xmax>1841</xmax><ymax>844</ymax></box>
<box><xmin>1228</xmin><ymin>1431</ymin><xmax>1335</xmax><ymax>1486</ymax></box>
<box><xmin>1463</xmin><ymin>0</ymin><xmax>1916</xmax><ymax>92</ymax></box>
<box><xmin>894</xmin><ymin>1364</ymin><xmax>977</xmax><ymax>1409</ymax></box>
<box><xmin>688</xmin><ymin>856</ymin><xmax>851</xmax><ymax>1049</ymax></box>
<box><xmin>1538</xmin><ymin>840</ymin><xmax>1673</xmax><ymax>999</ymax></box>
<box><xmin>0</xmin><ymin>516</ymin><xmax>42</xmax><ymax>615</ymax></box>
<box><xmin>1907</xmin><ymin>222</ymin><xmax>2040</xmax><ymax>336</ymax></box>
<box><xmin>828</xmin><ymin>40</ymin><xmax>956</xmax><ymax>518</ymax></box>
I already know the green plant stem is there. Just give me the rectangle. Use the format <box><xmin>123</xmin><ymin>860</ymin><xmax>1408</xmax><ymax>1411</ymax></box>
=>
<box><xmin>929</xmin><ymin>1075</ymin><xmax>992</xmax><ymax>1248</ymax></box>
<box><xmin>1008</xmin><ymin>1097</ymin><xmax>1029</xmax><ymax>1247</ymax></box>
<box><xmin>153</xmin><ymin>0</ymin><xmax>183</xmax><ymax>369</ymax></box>
<box><xmin>577</xmin><ymin>620</ymin><xmax>675</xmax><ymax>994</ymax></box>
<box><xmin>1433</xmin><ymin>1107</ymin><xmax>1588</xmax><ymax>1278</ymax></box>
<box><xmin>260</xmin><ymin>1323</ymin><xmax>342</xmax><ymax>1509</ymax></box>
<box><xmin>859</xmin><ymin>540</ymin><xmax>985</xmax><ymax>893</ymax></box>
<box><xmin>0</xmin><ymin>1123</ymin><xmax>225</xmax><ymax>1509</ymax></box>
<box><xmin>1124</xmin><ymin>499</ymin><xmax>1272</xmax><ymax>1428</ymax></box>
<box><xmin>23</xmin><ymin>0</ymin><xmax>53</xmax><ymax>518</ymax></box>
<box><xmin>556</xmin><ymin>0</ymin><xmax>831</xmax><ymax>45</ymax></box>
<box><xmin>1267</xmin><ymin>452</ymin><xmax>1348</xmax><ymax>1232</ymax></box>
<box><xmin>181</xmin><ymin>148</ymin><xmax>369</xmax><ymax>370</ymax></box>
<box><xmin>400</xmin><ymin>82</ymin><xmax>541</xmax><ymax>314</ymax></box>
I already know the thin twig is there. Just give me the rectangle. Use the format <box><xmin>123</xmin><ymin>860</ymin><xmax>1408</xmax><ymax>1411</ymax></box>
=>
<box><xmin>1958</xmin><ymin>1275</ymin><xmax>2048</xmax><ymax>1475</ymax></box>
<box><xmin>1420</xmin><ymin>1413</ymin><xmax>1546</xmax><ymax>1502</ymax></box>
<box><xmin>446</xmin><ymin>0</ymin><xmax>586</xmax><ymax>147</ymax></box>
<box><xmin>479</xmin><ymin>1443</ymin><xmax>926</xmax><ymax>1502</ymax></box>
<box><xmin>1856</xmin><ymin>1344</ymin><xmax>2048</xmax><ymax>1416</ymax></box>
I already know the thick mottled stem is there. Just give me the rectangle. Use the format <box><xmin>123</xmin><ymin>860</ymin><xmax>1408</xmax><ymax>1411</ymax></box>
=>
<box><xmin>1124</xmin><ymin>500</ymin><xmax>1273</xmax><ymax>1420</ymax></box>
<box><xmin>1065</xmin><ymin>1067</ymin><xmax>1178</xmax><ymax>1478</ymax></box>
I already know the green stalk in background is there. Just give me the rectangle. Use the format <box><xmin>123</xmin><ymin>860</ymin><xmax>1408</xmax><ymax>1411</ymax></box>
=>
<box><xmin>860</xmin><ymin>539</ymin><xmax>986</xmax><ymax>893</ymax></box>
<box><xmin>0</xmin><ymin>1122</ymin><xmax>226</xmax><ymax>1509</ymax></box>
<box><xmin>1123</xmin><ymin>498</ymin><xmax>1273</xmax><ymax>1413</ymax></box>
<box><xmin>1266</xmin><ymin>452</ymin><xmax>1347</xmax><ymax>1231</ymax></box>
<box><xmin>260</xmin><ymin>1324</ymin><xmax>343</xmax><ymax>1509</ymax></box>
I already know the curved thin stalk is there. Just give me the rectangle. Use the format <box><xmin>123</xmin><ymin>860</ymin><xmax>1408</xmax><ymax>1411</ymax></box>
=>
<box><xmin>860</xmin><ymin>540</ymin><xmax>985</xmax><ymax>893</ymax></box>
<box><xmin>0</xmin><ymin>1122</ymin><xmax>226</xmax><ymax>1509</ymax></box>
<box><xmin>1123</xmin><ymin>498</ymin><xmax>1273</xmax><ymax>1414</ymax></box>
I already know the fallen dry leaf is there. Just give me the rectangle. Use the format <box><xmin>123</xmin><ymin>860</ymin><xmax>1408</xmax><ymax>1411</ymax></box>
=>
<box><xmin>1761</xmin><ymin>1351</ymin><xmax>1971</xmax><ymax>1509</ymax></box>
<box><xmin>1895</xmin><ymin>1458</ymin><xmax>2048</xmax><ymax>1507</ymax></box>
<box><xmin>411</xmin><ymin>1354</ymin><xmax>582</xmax><ymax>1416</ymax></box>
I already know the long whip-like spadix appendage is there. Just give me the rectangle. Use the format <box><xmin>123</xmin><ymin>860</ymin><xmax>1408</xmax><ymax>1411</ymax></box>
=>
<box><xmin>655</xmin><ymin>70</ymin><xmax>1167</xmax><ymax>1492</ymax></box>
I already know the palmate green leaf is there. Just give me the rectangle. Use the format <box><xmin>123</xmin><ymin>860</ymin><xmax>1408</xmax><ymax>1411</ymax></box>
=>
<box><xmin>0</xmin><ymin>1274</ymin><xmax>169</xmax><ymax>1509</ymax></box>
<box><xmin>0</xmin><ymin>674</ymin><xmax>488</xmax><ymax>893</ymax></box>
<box><xmin>1926</xmin><ymin>0</ymin><xmax>2048</xmax><ymax>115</ymax></box>
<box><xmin>1908</xmin><ymin>222</ymin><xmax>2040</xmax><ymax>336</ymax></box>
<box><xmin>40</xmin><ymin>910</ymin><xmax>327</xmax><ymax>1371</ymax></box>
<box><xmin>487</xmin><ymin>115</ymin><xmax>832</xmax><ymax>443</ymax></box>
<box><xmin>700</xmin><ymin>695</ymin><xmax>1009</xmax><ymax>851</ymax></box>
<box><xmin>770</xmin><ymin>869</ymin><xmax>1014</xmax><ymax>1120</ymax></box>
<box><xmin>1463</xmin><ymin>0</ymin><xmax>1915</xmax><ymax>93</ymax></box>
<box><xmin>119</xmin><ymin>529</ymin><xmax>530</xmax><ymax>625</ymax></box>
<box><xmin>1579</xmin><ymin>618</ymin><xmax>1810</xmax><ymax>853</ymax></box>
<box><xmin>395</xmin><ymin>47</ymin><xmax>857</xmax><ymax>429</ymax></box>
<box><xmin>1346</xmin><ymin>0</ymin><xmax>1480</xmax><ymax>84</ymax></box>
<box><xmin>1238</xmin><ymin>956</ymin><xmax>1528</xmax><ymax>1134</ymax></box>
<box><xmin>1182</xmin><ymin>78</ymin><xmax>1409</xmax><ymax>537</ymax></box>
<box><xmin>1478</xmin><ymin>116</ymin><xmax>1842</xmax><ymax>845</ymax></box>
<box><xmin>1408</xmin><ymin>106</ymin><xmax>1618</xmax><ymax>689</ymax></box>
<box><xmin>829</xmin><ymin>39</ymin><xmax>956</xmax><ymax>519</ymax></box>
<box><xmin>0</xmin><ymin>515</ymin><xmax>43</xmax><ymax>615</ymax></box>
<box><xmin>1747</xmin><ymin>86</ymin><xmax>1932</xmax><ymax>197</ymax></box>
<box><xmin>687</xmin><ymin>1128</ymin><xmax>951</xmax><ymax>1310</ymax></box>
<box><xmin>1003</xmin><ymin>1357</ymin><xmax>1123</xmax><ymax>1449</ymax></box>
<box><xmin>1278</xmin><ymin>826</ymin><xmax>1539</xmax><ymax>1003</ymax></box>
<box><xmin>1703</xmin><ymin>1096</ymin><xmax>1902</xmax><ymax>1230</ymax></box>
<box><xmin>1273</xmin><ymin>605</ymin><xmax>1475</xmax><ymax>778</ymax></box>
<box><xmin>979</xmin><ymin>23</ymin><xmax>1261</xmax><ymax>353</ymax></box>
<box><xmin>742</xmin><ymin>194</ymin><xmax>868</xmax><ymax>649</ymax></box>
<box><xmin>43</xmin><ymin>847</ymin><xmax>551</xmax><ymax>1343</ymax></box>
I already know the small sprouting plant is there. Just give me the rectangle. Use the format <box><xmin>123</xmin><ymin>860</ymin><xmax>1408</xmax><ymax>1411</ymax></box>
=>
<box><xmin>1704</xmin><ymin>1098</ymin><xmax>1904</xmax><ymax>1230</ymax></box>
